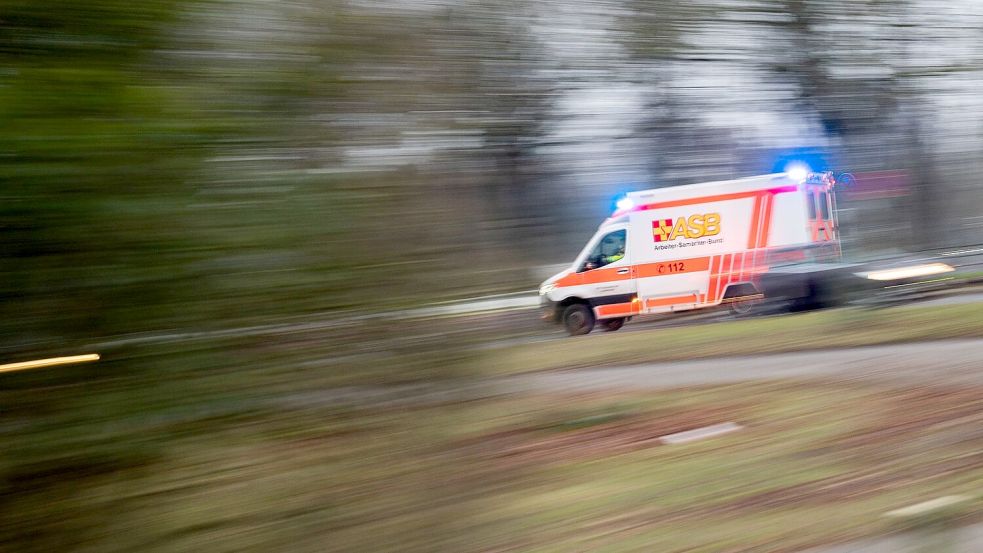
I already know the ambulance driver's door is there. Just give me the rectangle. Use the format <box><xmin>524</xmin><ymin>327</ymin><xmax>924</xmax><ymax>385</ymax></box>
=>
<box><xmin>576</xmin><ymin>228</ymin><xmax>635</xmax><ymax>307</ymax></box>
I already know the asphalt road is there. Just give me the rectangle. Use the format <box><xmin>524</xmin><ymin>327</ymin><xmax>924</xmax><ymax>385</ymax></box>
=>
<box><xmin>499</xmin><ymin>339</ymin><xmax>983</xmax><ymax>394</ymax></box>
<box><xmin>282</xmin><ymin>339</ymin><xmax>983</xmax><ymax>410</ymax></box>
<box><xmin>804</xmin><ymin>523</ymin><xmax>983</xmax><ymax>553</ymax></box>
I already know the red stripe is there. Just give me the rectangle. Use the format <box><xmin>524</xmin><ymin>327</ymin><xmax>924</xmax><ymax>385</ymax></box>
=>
<box><xmin>595</xmin><ymin>302</ymin><xmax>641</xmax><ymax>318</ymax></box>
<box><xmin>758</xmin><ymin>194</ymin><xmax>775</xmax><ymax>248</ymax></box>
<box><xmin>634</xmin><ymin>257</ymin><xmax>710</xmax><ymax>278</ymax></box>
<box><xmin>717</xmin><ymin>254</ymin><xmax>731</xmax><ymax>301</ymax></box>
<box><xmin>706</xmin><ymin>255</ymin><xmax>721</xmax><ymax>303</ymax></box>
<box><xmin>555</xmin><ymin>265</ymin><xmax>632</xmax><ymax>287</ymax></box>
<box><xmin>747</xmin><ymin>195</ymin><xmax>763</xmax><ymax>249</ymax></box>
<box><xmin>613</xmin><ymin>185</ymin><xmax>799</xmax><ymax>216</ymax></box>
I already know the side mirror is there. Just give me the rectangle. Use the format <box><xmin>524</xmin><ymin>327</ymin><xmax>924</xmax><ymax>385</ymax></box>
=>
<box><xmin>583</xmin><ymin>261</ymin><xmax>598</xmax><ymax>272</ymax></box>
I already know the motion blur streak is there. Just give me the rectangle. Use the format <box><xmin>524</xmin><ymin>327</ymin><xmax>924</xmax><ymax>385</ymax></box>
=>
<box><xmin>861</xmin><ymin>263</ymin><xmax>956</xmax><ymax>281</ymax></box>
<box><xmin>1</xmin><ymin>1</ymin><xmax>982</xmax><ymax>552</ymax></box>
<box><xmin>0</xmin><ymin>354</ymin><xmax>100</xmax><ymax>373</ymax></box>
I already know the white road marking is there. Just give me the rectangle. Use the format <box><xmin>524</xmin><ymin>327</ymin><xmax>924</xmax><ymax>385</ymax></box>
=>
<box><xmin>659</xmin><ymin>422</ymin><xmax>743</xmax><ymax>445</ymax></box>
<box><xmin>884</xmin><ymin>495</ymin><xmax>971</xmax><ymax>518</ymax></box>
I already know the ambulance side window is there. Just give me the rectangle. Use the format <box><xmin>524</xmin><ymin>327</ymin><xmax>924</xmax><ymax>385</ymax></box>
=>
<box><xmin>819</xmin><ymin>191</ymin><xmax>831</xmax><ymax>221</ymax></box>
<box><xmin>807</xmin><ymin>191</ymin><xmax>818</xmax><ymax>220</ymax></box>
<box><xmin>580</xmin><ymin>229</ymin><xmax>626</xmax><ymax>272</ymax></box>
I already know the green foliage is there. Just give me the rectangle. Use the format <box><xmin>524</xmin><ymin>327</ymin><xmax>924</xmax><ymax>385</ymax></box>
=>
<box><xmin>0</xmin><ymin>1</ymin><xmax>203</xmax><ymax>344</ymax></box>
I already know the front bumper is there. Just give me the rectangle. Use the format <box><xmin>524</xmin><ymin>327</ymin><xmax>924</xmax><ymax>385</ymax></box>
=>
<box><xmin>540</xmin><ymin>295</ymin><xmax>560</xmax><ymax>323</ymax></box>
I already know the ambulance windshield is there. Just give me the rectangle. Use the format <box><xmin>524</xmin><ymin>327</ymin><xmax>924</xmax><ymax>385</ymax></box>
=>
<box><xmin>581</xmin><ymin>229</ymin><xmax>626</xmax><ymax>272</ymax></box>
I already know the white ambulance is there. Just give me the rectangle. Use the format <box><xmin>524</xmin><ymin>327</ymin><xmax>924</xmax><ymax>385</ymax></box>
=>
<box><xmin>539</xmin><ymin>172</ymin><xmax>843</xmax><ymax>335</ymax></box>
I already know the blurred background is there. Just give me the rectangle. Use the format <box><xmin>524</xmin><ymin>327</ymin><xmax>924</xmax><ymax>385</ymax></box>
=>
<box><xmin>1</xmin><ymin>1</ymin><xmax>982</xmax><ymax>552</ymax></box>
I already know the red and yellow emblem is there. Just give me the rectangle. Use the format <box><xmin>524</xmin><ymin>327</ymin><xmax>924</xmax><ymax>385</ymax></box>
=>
<box><xmin>652</xmin><ymin>213</ymin><xmax>721</xmax><ymax>242</ymax></box>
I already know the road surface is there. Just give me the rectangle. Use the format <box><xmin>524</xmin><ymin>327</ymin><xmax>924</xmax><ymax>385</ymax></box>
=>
<box><xmin>500</xmin><ymin>339</ymin><xmax>983</xmax><ymax>392</ymax></box>
<box><xmin>283</xmin><ymin>339</ymin><xmax>983</xmax><ymax>409</ymax></box>
<box><xmin>805</xmin><ymin>522</ymin><xmax>983</xmax><ymax>553</ymax></box>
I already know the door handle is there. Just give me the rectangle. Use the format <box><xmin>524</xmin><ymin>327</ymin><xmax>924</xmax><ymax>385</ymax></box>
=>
<box><xmin>617</xmin><ymin>268</ymin><xmax>630</xmax><ymax>275</ymax></box>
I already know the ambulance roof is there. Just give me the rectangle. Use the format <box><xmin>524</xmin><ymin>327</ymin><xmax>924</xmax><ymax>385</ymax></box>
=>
<box><xmin>601</xmin><ymin>173</ymin><xmax>800</xmax><ymax>226</ymax></box>
<box><xmin>625</xmin><ymin>173</ymin><xmax>795</xmax><ymax>205</ymax></box>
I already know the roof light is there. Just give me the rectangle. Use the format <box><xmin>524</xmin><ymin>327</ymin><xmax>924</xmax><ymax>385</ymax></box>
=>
<box><xmin>616</xmin><ymin>197</ymin><xmax>634</xmax><ymax>211</ymax></box>
<box><xmin>785</xmin><ymin>162</ymin><xmax>810</xmax><ymax>183</ymax></box>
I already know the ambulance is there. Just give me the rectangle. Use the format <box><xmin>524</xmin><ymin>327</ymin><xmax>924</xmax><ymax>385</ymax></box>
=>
<box><xmin>539</xmin><ymin>171</ymin><xmax>844</xmax><ymax>335</ymax></box>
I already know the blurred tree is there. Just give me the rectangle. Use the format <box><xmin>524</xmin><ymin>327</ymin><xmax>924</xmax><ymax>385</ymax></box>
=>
<box><xmin>621</xmin><ymin>0</ymin><xmax>983</xmax><ymax>250</ymax></box>
<box><xmin>621</xmin><ymin>1</ymin><xmax>743</xmax><ymax>185</ymax></box>
<box><xmin>0</xmin><ymin>0</ymin><xmax>200</xmax><ymax>346</ymax></box>
<box><xmin>0</xmin><ymin>0</ymin><xmax>555</xmax><ymax>348</ymax></box>
<box><xmin>436</xmin><ymin>0</ymin><xmax>556</xmax><ymax>266</ymax></box>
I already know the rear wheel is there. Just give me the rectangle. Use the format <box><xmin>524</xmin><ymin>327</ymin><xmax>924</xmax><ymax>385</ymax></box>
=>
<box><xmin>724</xmin><ymin>283</ymin><xmax>759</xmax><ymax>317</ymax></box>
<box><xmin>600</xmin><ymin>317</ymin><xmax>626</xmax><ymax>332</ymax></box>
<box><xmin>729</xmin><ymin>298</ymin><xmax>755</xmax><ymax>316</ymax></box>
<box><xmin>562</xmin><ymin>303</ymin><xmax>595</xmax><ymax>336</ymax></box>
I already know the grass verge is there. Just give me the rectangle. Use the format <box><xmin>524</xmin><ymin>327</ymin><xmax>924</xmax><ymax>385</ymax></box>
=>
<box><xmin>451</xmin><ymin>381</ymin><xmax>983</xmax><ymax>552</ymax></box>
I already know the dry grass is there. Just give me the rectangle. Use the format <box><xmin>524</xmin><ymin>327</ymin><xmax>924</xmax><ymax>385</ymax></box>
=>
<box><xmin>451</xmin><ymin>381</ymin><xmax>983</xmax><ymax>552</ymax></box>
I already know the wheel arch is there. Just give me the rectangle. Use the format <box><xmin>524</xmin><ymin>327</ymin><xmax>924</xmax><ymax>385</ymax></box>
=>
<box><xmin>721</xmin><ymin>281</ymin><xmax>761</xmax><ymax>303</ymax></box>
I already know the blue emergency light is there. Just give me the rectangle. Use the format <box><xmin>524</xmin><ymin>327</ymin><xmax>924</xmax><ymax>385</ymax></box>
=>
<box><xmin>616</xmin><ymin>197</ymin><xmax>634</xmax><ymax>211</ymax></box>
<box><xmin>785</xmin><ymin>163</ymin><xmax>810</xmax><ymax>183</ymax></box>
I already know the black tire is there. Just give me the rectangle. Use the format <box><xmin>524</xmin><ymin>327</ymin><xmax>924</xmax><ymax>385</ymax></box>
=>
<box><xmin>728</xmin><ymin>298</ymin><xmax>755</xmax><ymax>317</ymax></box>
<box><xmin>562</xmin><ymin>303</ymin><xmax>595</xmax><ymax>336</ymax></box>
<box><xmin>723</xmin><ymin>284</ymin><xmax>759</xmax><ymax>317</ymax></box>
<box><xmin>600</xmin><ymin>317</ymin><xmax>626</xmax><ymax>332</ymax></box>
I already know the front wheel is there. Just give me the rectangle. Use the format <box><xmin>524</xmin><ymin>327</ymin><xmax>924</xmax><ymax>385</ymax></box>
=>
<box><xmin>562</xmin><ymin>303</ymin><xmax>595</xmax><ymax>336</ymax></box>
<box><xmin>600</xmin><ymin>317</ymin><xmax>625</xmax><ymax>332</ymax></box>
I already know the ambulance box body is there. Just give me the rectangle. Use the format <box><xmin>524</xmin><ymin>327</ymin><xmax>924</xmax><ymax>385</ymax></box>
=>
<box><xmin>539</xmin><ymin>172</ymin><xmax>841</xmax><ymax>334</ymax></box>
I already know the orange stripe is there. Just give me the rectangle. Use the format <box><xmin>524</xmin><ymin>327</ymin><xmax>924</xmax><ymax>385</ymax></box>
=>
<box><xmin>634</xmin><ymin>256</ymin><xmax>710</xmax><ymax>278</ymax></box>
<box><xmin>555</xmin><ymin>266</ymin><xmax>631</xmax><ymax>287</ymax></box>
<box><xmin>747</xmin><ymin>195</ymin><xmax>763</xmax><ymax>249</ymax></box>
<box><xmin>722</xmin><ymin>254</ymin><xmax>733</xmax><ymax>293</ymax></box>
<box><xmin>717</xmin><ymin>254</ymin><xmax>728</xmax><ymax>302</ymax></box>
<box><xmin>712</xmin><ymin>253</ymin><xmax>733</xmax><ymax>303</ymax></box>
<box><xmin>717</xmin><ymin>254</ymin><xmax>732</xmax><ymax>301</ymax></box>
<box><xmin>645</xmin><ymin>294</ymin><xmax>698</xmax><ymax>309</ymax></box>
<box><xmin>557</xmin><ymin>257</ymin><xmax>712</xmax><ymax>289</ymax></box>
<box><xmin>705</xmin><ymin>255</ymin><xmax>721</xmax><ymax>303</ymax></box>
<box><xmin>595</xmin><ymin>302</ymin><xmax>640</xmax><ymax>318</ymax></box>
<box><xmin>758</xmin><ymin>194</ymin><xmax>774</xmax><ymax>248</ymax></box>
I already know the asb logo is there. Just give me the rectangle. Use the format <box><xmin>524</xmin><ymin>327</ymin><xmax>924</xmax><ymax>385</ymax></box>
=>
<box><xmin>652</xmin><ymin>213</ymin><xmax>721</xmax><ymax>242</ymax></box>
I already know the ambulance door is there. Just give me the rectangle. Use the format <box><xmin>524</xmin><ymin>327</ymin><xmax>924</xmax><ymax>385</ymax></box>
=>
<box><xmin>807</xmin><ymin>185</ymin><xmax>837</xmax><ymax>242</ymax></box>
<box><xmin>629</xmin><ymin>208</ymin><xmax>716</xmax><ymax>313</ymax></box>
<box><xmin>573</xmin><ymin>226</ymin><xmax>635</xmax><ymax>316</ymax></box>
<box><xmin>807</xmin><ymin>184</ymin><xmax>841</xmax><ymax>259</ymax></box>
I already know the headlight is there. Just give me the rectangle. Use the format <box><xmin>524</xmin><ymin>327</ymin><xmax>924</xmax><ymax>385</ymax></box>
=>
<box><xmin>539</xmin><ymin>283</ymin><xmax>556</xmax><ymax>296</ymax></box>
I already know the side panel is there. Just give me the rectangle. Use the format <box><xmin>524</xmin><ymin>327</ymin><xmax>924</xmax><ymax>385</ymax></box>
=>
<box><xmin>629</xmin><ymin>197</ymin><xmax>756</xmax><ymax>310</ymax></box>
<box><xmin>628</xmin><ymin>197</ymin><xmax>756</xmax><ymax>264</ymax></box>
